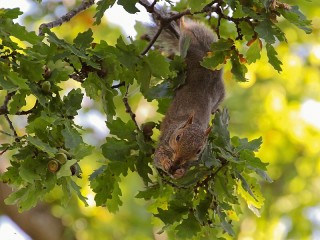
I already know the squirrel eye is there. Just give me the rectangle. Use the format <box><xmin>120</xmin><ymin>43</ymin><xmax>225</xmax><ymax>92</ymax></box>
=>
<box><xmin>196</xmin><ymin>148</ymin><xmax>202</xmax><ymax>154</ymax></box>
<box><xmin>176</xmin><ymin>134</ymin><xmax>181</xmax><ymax>142</ymax></box>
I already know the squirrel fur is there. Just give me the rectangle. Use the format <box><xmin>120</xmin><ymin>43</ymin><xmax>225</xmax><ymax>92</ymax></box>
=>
<box><xmin>149</xmin><ymin>13</ymin><xmax>225</xmax><ymax>178</ymax></box>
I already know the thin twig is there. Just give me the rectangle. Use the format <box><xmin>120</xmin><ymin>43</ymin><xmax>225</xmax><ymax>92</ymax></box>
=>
<box><xmin>0</xmin><ymin>147</ymin><xmax>9</xmax><ymax>156</ymax></box>
<box><xmin>141</xmin><ymin>23</ymin><xmax>164</xmax><ymax>55</ymax></box>
<box><xmin>122</xmin><ymin>85</ymin><xmax>140</xmax><ymax>130</ymax></box>
<box><xmin>4</xmin><ymin>114</ymin><xmax>18</xmax><ymax>139</ymax></box>
<box><xmin>194</xmin><ymin>162</ymin><xmax>229</xmax><ymax>191</ymax></box>
<box><xmin>0</xmin><ymin>130</ymin><xmax>14</xmax><ymax>137</ymax></box>
<box><xmin>39</xmin><ymin>0</ymin><xmax>95</xmax><ymax>36</ymax></box>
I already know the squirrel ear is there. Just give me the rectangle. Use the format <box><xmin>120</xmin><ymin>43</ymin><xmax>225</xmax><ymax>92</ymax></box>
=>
<box><xmin>180</xmin><ymin>16</ymin><xmax>186</xmax><ymax>30</ymax></box>
<box><xmin>181</xmin><ymin>113</ymin><xmax>194</xmax><ymax>129</ymax></box>
<box><xmin>204</xmin><ymin>126</ymin><xmax>212</xmax><ymax>136</ymax></box>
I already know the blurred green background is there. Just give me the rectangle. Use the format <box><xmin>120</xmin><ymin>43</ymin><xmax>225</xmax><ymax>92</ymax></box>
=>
<box><xmin>0</xmin><ymin>0</ymin><xmax>320</xmax><ymax>239</ymax></box>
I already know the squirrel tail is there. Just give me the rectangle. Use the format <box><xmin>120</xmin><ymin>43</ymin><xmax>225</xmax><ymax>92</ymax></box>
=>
<box><xmin>141</xmin><ymin>6</ymin><xmax>180</xmax><ymax>56</ymax></box>
<box><xmin>142</xmin><ymin>6</ymin><xmax>217</xmax><ymax>59</ymax></box>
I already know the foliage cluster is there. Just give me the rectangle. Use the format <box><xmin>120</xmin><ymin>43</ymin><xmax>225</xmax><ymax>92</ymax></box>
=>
<box><xmin>0</xmin><ymin>0</ymin><xmax>311</xmax><ymax>238</ymax></box>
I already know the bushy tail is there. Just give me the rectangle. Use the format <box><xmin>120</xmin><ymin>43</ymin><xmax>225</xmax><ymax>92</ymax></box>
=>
<box><xmin>141</xmin><ymin>6</ymin><xmax>180</xmax><ymax>56</ymax></box>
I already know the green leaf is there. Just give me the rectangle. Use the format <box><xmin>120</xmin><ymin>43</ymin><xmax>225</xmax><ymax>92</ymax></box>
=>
<box><xmin>63</xmin><ymin>89</ymin><xmax>83</xmax><ymax>116</ymax></box>
<box><xmin>201</xmin><ymin>51</ymin><xmax>227</xmax><ymax>70</ymax></box>
<box><xmin>155</xmin><ymin>204</ymin><xmax>189</xmax><ymax>225</ymax></box>
<box><xmin>6</xmin><ymin>71</ymin><xmax>29</xmax><ymax>90</ymax></box>
<box><xmin>90</xmin><ymin>167</ymin><xmax>121</xmax><ymax>210</ymax></box>
<box><xmin>19</xmin><ymin>58</ymin><xmax>45</xmax><ymax>83</ymax></box>
<box><xmin>279</xmin><ymin>6</ymin><xmax>312</xmax><ymax>34</ymax></box>
<box><xmin>19</xmin><ymin>157</ymin><xmax>43</xmax><ymax>183</ymax></box>
<box><xmin>136</xmin><ymin>184</ymin><xmax>160</xmax><ymax>200</ymax></box>
<box><xmin>188</xmin><ymin>0</ymin><xmax>211</xmax><ymax>12</ymax></box>
<box><xmin>217</xmin><ymin>207</ymin><xmax>235</xmax><ymax>236</ymax></box>
<box><xmin>4</xmin><ymin>187</ymin><xmax>29</xmax><ymax>206</ymax></box>
<box><xmin>230</xmin><ymin>50</ymin><xmax>247</xmax><ymax>82</ymax></box>
<box><xmin>240</xmin><ymin>150</ymin><xmax>268</xmax><ymax>170</ymax></box>
<box><xmin>45</xmin><ymin>30</ymin><xmax>99</xmax><ymax>68</ymax></box>
<box><xmin>136</xmin><ymin>155</ymin><xmax>153</xmax><ymax>184</ymax></box>
<box><xmin>1</xmin><ymin>164</ymin><xmax>23</xmax><ymax>185</ymax></box>
<box><xmin>144</xmin><ymin>82</ymin><xmax>172</xmax><ymax>101</ymax></box>
<box><xmin>255</xmin><ymin>169</ymin><xmax>273</xmax><ymax>183</ymax></box>
<box><xmin>102</xmin><ymin>87</ymin><xmax>117</xmax><ymax>117</ymax></box>
<box><xmin>211</xmin><ymin>108</ymin><xmax>231</xmax><ymax>149</ymax></box>
<box><xmin>255</xmin><ymin>20</ymin><xmax>276</xmax><ymax>43</ymax></box>
<box><xmin>266</xmin><ymin>43</ymin><xmax>283</xmax><ymax>72</ymax></box>
<box><xmin>201</xmin><ymin>144</ymin><xmax>221</xmax><ymax>168</ymax></box>
<box><xmin>115</xmin><ymin>37</ymin><xmax>139</xmax><ymax>68</ymax></box>
<box><xmin>101</xmin><ymin>138</ymin><xmax>137</xmax><ymax>161</ymax></box>
<box><xmin>82</xmin><ymin>72</ymin><xmax>102</xmax><ymax>99</ymax></box>
<box><xmin>27</xmin><ymin>136</ymin><xmax>57</xmax><ymax>157</ymax></box>
<box><xmin>71</xmin><ymin>143</ymin><xmax>94</xmax><ymax>160</ymax></box>
<box><xmin>5</xmin><ymin>184</ymin><xmax>45</xmax><ymax>212</ymax></box>
<box><xmin>0</xmin><ymin>74</ymin><xmax>18</xmax><ymax>90</ymax></box>
<box><xmin>232</xmin><ymin>136</ymin><xmax>262</xmax><ymax>152</ymax></box>
<box><xmin>68</xmin><ymin>178</ymin><xmax>88</xmax><ymax>206</ymax></box>
<box><xmin>106</xmin><ymin>181</ymin><xmax>123</xmax><ymax>213</ymax></box>
<box><xmin>107</xmin><ymin>118</ymin><xmax>136</xmax><ymax>141</ymax></box>
<box><xmin>195</xmin><ymin>196</ymin><xmax>212</xmax><ymax>224</ymax></box>
<box><xmin>175</xmin><ymin>213</ymin><xmax>201</xmax><ymax>238</ymax></box>
<box><xmin>136</xmin><ymin>61</ymin><xmax>151</xmax><ymax>93</ymax></box>
<box><xmin>56</xmin><ymin>159</ymin><xmax>77</xmax><ymax>179</ymax></box>
<box><xmin>0</xmin><ymin>8</ymin><xmax>23</xmax><ymax>19</ymax></box>
<box><xmin>62</xmin><ymin>123</ymin><xmax>83</xmax><ymax>150</ymax></box>
<box><xmin>117</xmin><ymin>0</ymin><xmax>139</xmax><ymax>14</ymax></box>
<box><xmin>211</xmin><ymin>38</ymin><xmax>234</xmax><ymax>52</ymax></box>
<box><xmin>246</xmin><ymin>39</ymin><xmax>261</xmax><ymax>64</ymax></box>
<box><xmin>235</xmin><ymin>172</ymin><xmax>257</xmax><ymax>201</ymax></box>
<box><xmin>73</xmin><ymin>29</ymin><xmax>94</xmax><ymax>49</ymax></box>
<box><xmin>145</xmin><ymin>51</ymin><xmax>171</xmax><ymax>78</ymax></box>
<box><xmin>197</xmin><ymin>38</ymin><xmax>234</xmax><ymax>72</ymax></box>
<box><xmin>9</xmin><ymin>91</ymin><xmax>27</xmax><ymax>114</ymax></box>
<box><xmin>1</xmin><ymin>19</ymin><xmax>42</xmax><ymax>45</ymax></box>
<box><xmin>94</xmin><ymin>0</ymin><xmax>116</xmax><ymax>25</ymax></box>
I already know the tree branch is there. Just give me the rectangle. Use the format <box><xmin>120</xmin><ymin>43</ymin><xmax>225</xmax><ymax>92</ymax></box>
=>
<box><xmin>141</xmin><ymin>23</ymin><xmax>165</xmax><ymax>55</ymax></box>
<box><xmin>122</xmin><ymin>85</ymin><xmax>140</xmax><ymax>130</ymax></box>
<box><xmin>138</xmin><ymin>0</ymin><xmax>255</xmax><ymax>53</ymax></box>
<box><xmin>39</xmin><ymin>0</ymin><xmax>95</xmax><ymax>36</ymax></box>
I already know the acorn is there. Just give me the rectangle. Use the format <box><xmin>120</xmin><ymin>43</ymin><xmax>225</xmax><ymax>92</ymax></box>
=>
<box><xmin>58</xmin><ymin>148</ymin><xmax>71</xmax><ymax>159</ymax></box>
<box><xmin>70</xmin><ymin>163</ymin><xmax>82</xmax><ymax>178</ymax></box>
<box><xmin>41</xmin><ymin>81</ymin><xmax>51</xmax><ymax>93</ymax></box>
<box><xmin>55</xmin><ymin>152</ymin><xmax>67</xmax><ymax>164</ymax></box>
<box><xmin>47</xmin><ymin>159</ymin><xmax>60</xmax><ymax>173</ymax></box>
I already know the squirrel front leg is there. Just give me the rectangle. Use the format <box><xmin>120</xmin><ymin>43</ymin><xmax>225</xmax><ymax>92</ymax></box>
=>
<box><xmin>154</xmin><ymin>145</ymin><xmax>173</xmax><ymax>172</ymax></box>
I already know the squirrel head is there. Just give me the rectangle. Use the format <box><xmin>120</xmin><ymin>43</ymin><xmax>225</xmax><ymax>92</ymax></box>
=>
<box><xmin>166</xmin><ymin>113</ymin><xmax>211</xmax><ymax>178</ymax></box>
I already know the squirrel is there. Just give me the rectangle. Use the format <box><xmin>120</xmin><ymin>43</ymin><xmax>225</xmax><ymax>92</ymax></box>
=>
<box><xmin>147</xmin><ymin>11</ymin><xmax>225</xmax><ymax>178</ymax></box>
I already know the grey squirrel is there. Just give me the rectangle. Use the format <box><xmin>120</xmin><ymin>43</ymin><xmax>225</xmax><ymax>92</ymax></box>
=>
<box><xmin>147</xmin><ymin>11</ymin><xmax>225</xmax><ymax>178</ymax></box>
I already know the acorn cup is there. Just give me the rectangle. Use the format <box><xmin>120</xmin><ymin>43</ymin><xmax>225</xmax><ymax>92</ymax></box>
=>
<box><xmin>55</xmin><ymin>152</ymin><xmax>68</xmax><ymax>164</ymax></box>
<box><xmin>47</xmin><ymin>159</ymin><xmax>60</xmax><ymax>173</ymax></box>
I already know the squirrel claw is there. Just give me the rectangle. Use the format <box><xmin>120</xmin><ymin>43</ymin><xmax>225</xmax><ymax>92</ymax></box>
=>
<box><xmin>161</xmin><ymin>157</ymin><xmax>172</xmax><ymax>171</ymax></box>
<box><xmin>172</xmin><ymin>168</ymin><xmax>186</xmax><ymax>179</ymax></box>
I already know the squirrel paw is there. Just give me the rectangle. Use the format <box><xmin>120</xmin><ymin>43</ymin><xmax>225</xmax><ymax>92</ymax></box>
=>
<box><xmin>172</xmin><ymin>168</ymin><xmax>186</xmax><ymax>179</ymax></box>
<box><xmin>154</xmin><ymin>145</ymin><xmax>173</xmax><ymax>171</ymax></box>
<box><xmin>161</xmin><ymin>157</ymin><xmax>172</xmax><ymax>172</ymax></box>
